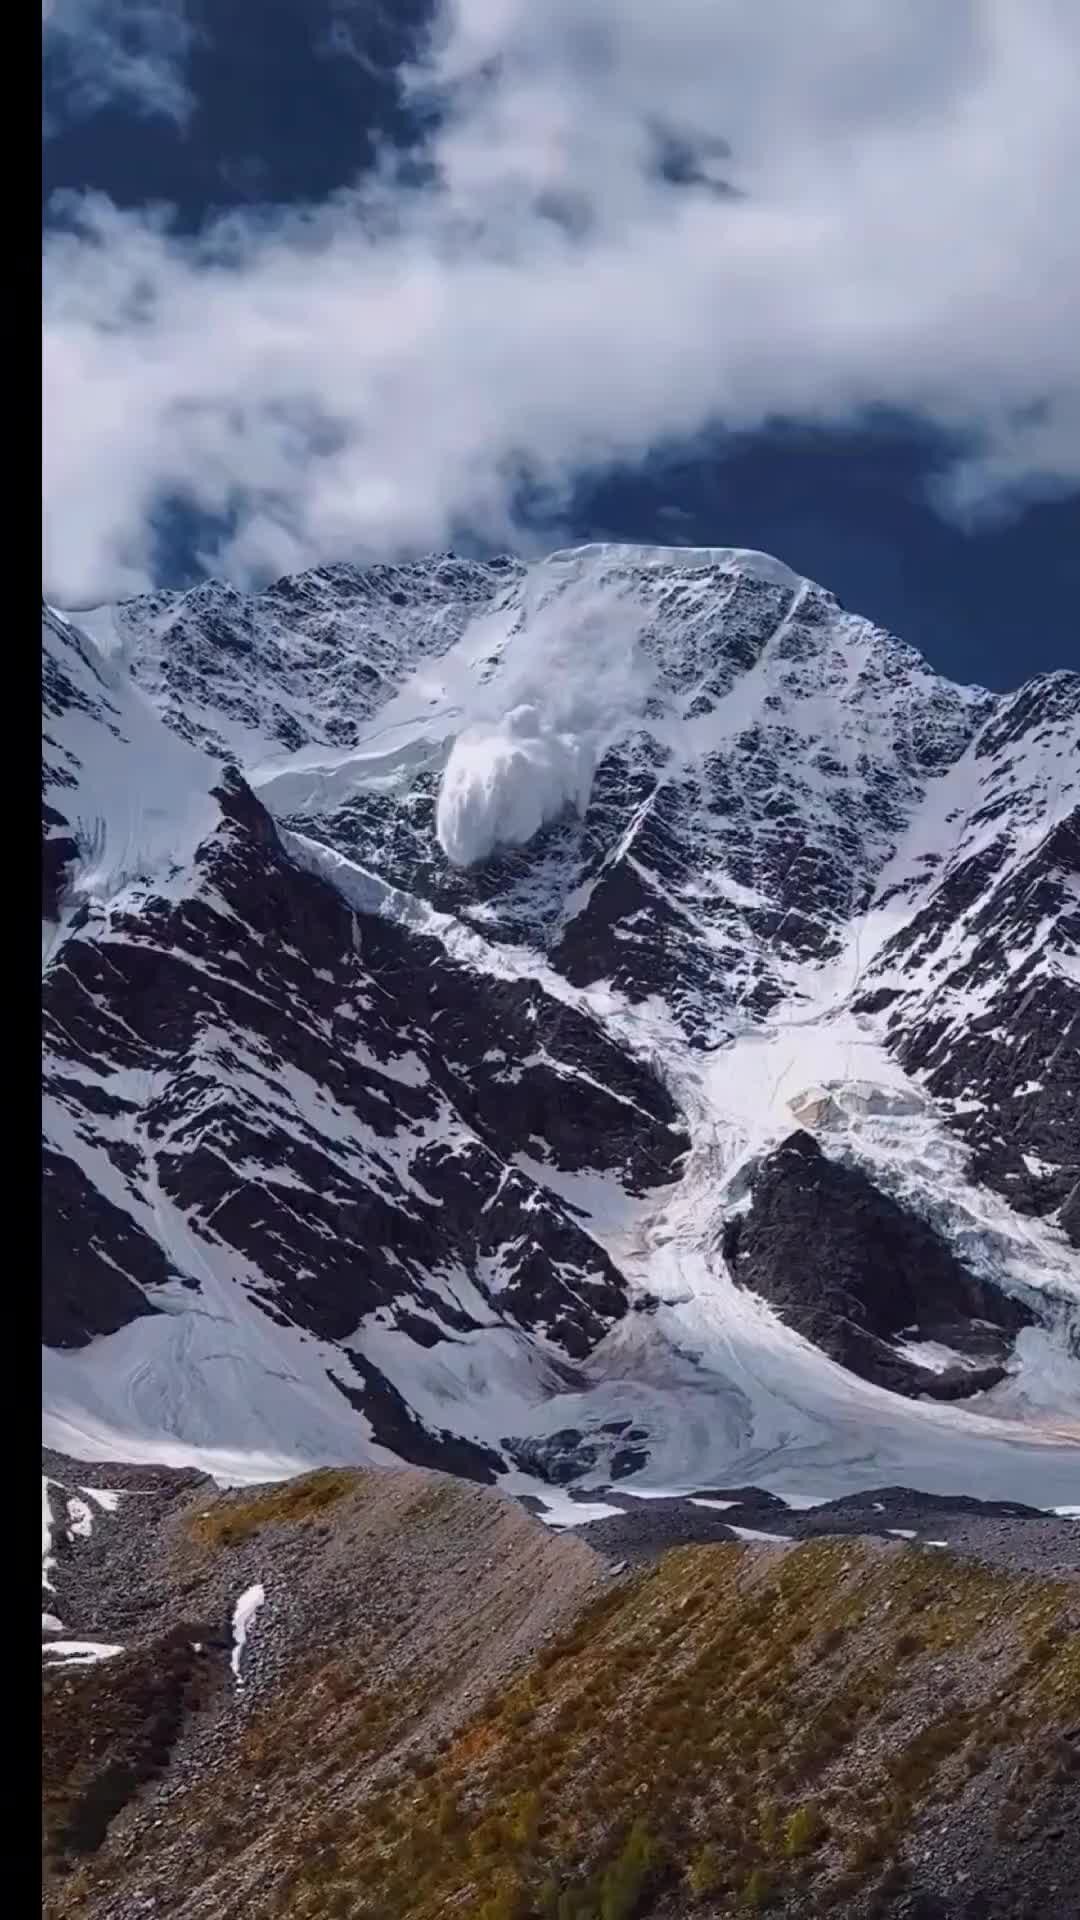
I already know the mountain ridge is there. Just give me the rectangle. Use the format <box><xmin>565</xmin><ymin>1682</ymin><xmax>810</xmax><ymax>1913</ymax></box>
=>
<box><xmin>41</xmin><ymin>1452</ymin><xmax>1080</xmax><ymax>1920</ymax></box>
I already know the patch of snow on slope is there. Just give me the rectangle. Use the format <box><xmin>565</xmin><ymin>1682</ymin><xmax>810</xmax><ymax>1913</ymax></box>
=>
<box><xmin>512</xmin><ymin>1487</ymin><xmax>624</xmax><ymax>1527</ymax></box>
<box><xmin>80</xmin><ymin>1486</ymin><xmax>122</xmax><ymax>1512</ymax></box>
<box><xmin>725</xmin><ymin>1524</ymin><xmax>791</xmax><ymax>1545</ymax></box>
<box><xmin>44</xmin><ymin>1641</ymin><xmax>124</xmax><ymax>1667</ymax></box>
<box><xmin>230</xmin><ymin>1583</ymin><xmax>265</xmax><ymax>1684</ymax></box>
<box><xmin>511</xmin><ymin>1154</ymin><xmax>643</xmax><ymax>1233</ymax></box>
<box><xmin>41</xmin><ymin>1288</ymin><xmax>387</xmax><ymax>1486</ymax></box>
<box><xmin>42</xmin><ymin>1479</ymin><xmax>55</xmax><ymax>1592</ymax></box>
<box><xmin>895</xmin><ymin>1340</ymin><xmax>988</xmax><ymax>1375</ymax></box>
<box><xmin>42</xmin><ymin>607</ymin><xmax>220</xmax><ymax>949</ymax></box>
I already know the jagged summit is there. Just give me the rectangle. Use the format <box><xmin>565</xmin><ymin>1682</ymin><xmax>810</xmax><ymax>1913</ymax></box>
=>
<box><xmin>41</xmin><ymin>543</ymin><xmax>1080</xmax><ymax>1504</ymax></box>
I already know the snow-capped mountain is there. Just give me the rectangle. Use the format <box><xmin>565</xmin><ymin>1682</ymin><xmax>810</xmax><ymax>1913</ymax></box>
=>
<box><xmin>41</xmin><ymin>544</ymin><xmax>1080</xmax><ymax>1504</ymax></box>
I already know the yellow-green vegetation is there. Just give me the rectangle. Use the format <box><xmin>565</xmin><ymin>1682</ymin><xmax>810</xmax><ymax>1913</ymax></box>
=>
<box><xmin>782</xmin><ymin>1802</ymin><xmax>825</xmax><ymax>1857</ymax></box>
<box><xmin>187</xmin><ymin>1467</ymin><xmax>358</xmax><ymax>1548</ymax></box>
<box><xmin>244</xmin><ymin>1541</ymin><xmax>1080</xmax><ymax>1919</ymax></box>
<box><xmin>741</xmin><ymin>1866</ymin><xmax>774</xmax><ymax>1911</ymax></box>
<box><xmin>47</xmin><ymin>1537</ymin><xmax>1080</xmax><ymax>1920</ymax></box>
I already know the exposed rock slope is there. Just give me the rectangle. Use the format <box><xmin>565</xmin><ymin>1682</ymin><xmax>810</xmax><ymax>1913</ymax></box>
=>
<box><xmin>42</xmin><ymin>1458</ymin><xmax>1080</xmax><ymax>1920</ymax></box>
<box><xmin>724</xmin><ymin>1130</ymin><xmax>1034</xmax><ymax>1400</ymax></box>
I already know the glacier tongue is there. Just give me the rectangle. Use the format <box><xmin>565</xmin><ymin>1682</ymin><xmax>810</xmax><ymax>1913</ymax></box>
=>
<box><xmin>41</xmin><ymin>543</ymin><xmax>1080</xmax><ymax>1504</ymax></box>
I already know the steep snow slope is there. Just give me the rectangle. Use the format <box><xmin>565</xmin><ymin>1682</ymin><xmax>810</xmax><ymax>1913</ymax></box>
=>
<box><xmin>42</xmin><ymin>605</ymin><xmax>220</xmax><ymax>956</ymax></box>
<box><xmin>41</xmin><ymin>545</ymin><xmax>1080</xmax><ymax>1503</ymax></box>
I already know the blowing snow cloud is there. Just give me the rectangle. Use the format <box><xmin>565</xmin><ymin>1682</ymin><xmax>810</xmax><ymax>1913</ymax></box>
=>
<box><xmin>436</xmin><ymin>705</ymin><xmax>595</xmax><ymax>867</ymax></box>
<box><xmin>434</xmin><ymin>553</ymin><xmax>651</xmax><ymax>867</ymax></box>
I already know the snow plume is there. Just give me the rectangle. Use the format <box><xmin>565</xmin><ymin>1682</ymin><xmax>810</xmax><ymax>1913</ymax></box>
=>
<box><xmin>435</xmin><ymin>570</ymin><xmax>650</xmax><ymax>867</ymax></box>
<box><xmin>437</xmin><ymin>705</ymin><xmax>594</xmax><ymax>867</ymax></box>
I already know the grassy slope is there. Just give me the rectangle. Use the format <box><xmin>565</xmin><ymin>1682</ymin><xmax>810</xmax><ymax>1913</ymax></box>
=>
<box><xmin>44</xmin><ymin>1471</ymin><xmax>1080</xmax><ymax>1920</ymax></box>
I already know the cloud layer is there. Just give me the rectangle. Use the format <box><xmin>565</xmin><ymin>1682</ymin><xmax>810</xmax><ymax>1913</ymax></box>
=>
<box><xmin>43</xmin><ymin>0</ymin><xmax>197</xmax><ymax>131</ymax></box>
<box><xmin>43</xmin><ymin>0</ymin><xmax>1080</xmax><ymax>603</ymax></box>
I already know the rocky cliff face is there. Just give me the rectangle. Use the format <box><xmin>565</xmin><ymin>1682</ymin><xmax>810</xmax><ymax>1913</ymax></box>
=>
<box><xmin>41</xmin><ymin>545</ymin><xmax>1080</xmax><ymax>1501</ymax></box>
<box><xmin>724</xmin><ymin>1130</ymin><xmax>1034</xmax><ymax>1400</ymax></box>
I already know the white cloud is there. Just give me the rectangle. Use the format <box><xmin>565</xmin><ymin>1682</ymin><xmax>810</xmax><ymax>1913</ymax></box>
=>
<box><xmin>43</xmin><ymin>0</ymin><xmax>1080</xmax><ymax>603</ymax></box>
<box><xmin>43</xmin><ymin>0</ymin><xmax>196</xmax><ymax>131</ymax></box>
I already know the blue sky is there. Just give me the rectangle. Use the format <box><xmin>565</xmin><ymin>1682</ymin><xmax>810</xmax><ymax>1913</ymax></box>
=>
<box><xmin>43</xmin><ymin>1</ymin><xmax>1080</xmax><ymax>688</ymax></box>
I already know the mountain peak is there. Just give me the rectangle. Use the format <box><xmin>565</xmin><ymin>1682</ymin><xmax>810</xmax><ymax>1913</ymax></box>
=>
<box><xmin>41</xmin><ymin>541</ymin><xmax>1080</xmax><ymax>1506</ymax></box>
<box><xmin>544</xmin><ymin>539</ymin><xmax>814</xmax><ymax>594</ymax></box>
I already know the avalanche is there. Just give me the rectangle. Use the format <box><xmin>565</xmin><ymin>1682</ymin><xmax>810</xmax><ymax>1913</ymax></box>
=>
<box><xmin>436</xmin><ymin>705</ymin><xmax>595</xmax><ymax>866</ymax></box>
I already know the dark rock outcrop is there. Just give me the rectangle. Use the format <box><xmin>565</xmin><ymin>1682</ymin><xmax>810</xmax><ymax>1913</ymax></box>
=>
<box><xmin>724</xmin><ymin>1131</ymin><xmax>1034</xmax><ymax>1398</ymax></box>
<box><xmin>42</xmin><ymin>1152</ymin><xmax>166</xmax><ymax>1349</ymax></box>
